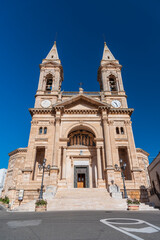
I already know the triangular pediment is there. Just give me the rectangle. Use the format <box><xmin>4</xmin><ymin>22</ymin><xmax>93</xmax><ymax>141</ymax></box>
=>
<box><xmin>53</xmin><ymin>94</ymin><xmax>109</xmax><ymax>110</ymax></box>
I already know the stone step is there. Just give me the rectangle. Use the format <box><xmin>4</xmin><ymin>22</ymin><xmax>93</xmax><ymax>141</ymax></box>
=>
<box><xmin>139</xmin><ymin>203</ymin><xmax>158</xmax><ymax>211</ymax></box>
<box><xmin>46</xmin><ymin>188</ymin><xmax>127</xmax><ymax>211</ymax></box>
<box><xmin>11</xmin><ymin>188</ymin><xmax>158</xmax><ymax>212</ymax></box>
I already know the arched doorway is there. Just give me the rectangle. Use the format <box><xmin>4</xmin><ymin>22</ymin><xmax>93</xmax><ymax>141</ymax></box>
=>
<box><xmin>65</xmin><ymin>128</ymin><xmax>98</xmax><ymax>188</ymax></box>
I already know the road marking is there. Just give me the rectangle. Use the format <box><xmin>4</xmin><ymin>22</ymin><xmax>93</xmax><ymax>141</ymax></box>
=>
<box><xmin>120</xmin><ymin>226</ymin><xmax>159</xmax><ymax>233</ymax></box>
<box><xmin>7</xmin><ymin>220</ymin><xmax>42</xmax><ymax>228</ymax></box>
<box><xmin>100</xmin><ymin>218</ymin><xmax>160</xmax><ymax>240</ymax></box>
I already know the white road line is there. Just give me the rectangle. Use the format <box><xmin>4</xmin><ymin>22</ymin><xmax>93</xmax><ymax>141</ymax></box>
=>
<box><xmin>100</xmin><ymin>218</ymin><xmax>160</xmax><ymax>240</ymax></box>
<box><xmin>120</xmin><ymin>226</ymin><xmax>159</xmax><ymax>233</ymax></box>
<box><xmin>100</xmin><ymin>219</ymin><xmax>144</xmax><ymax>240</ymax></box>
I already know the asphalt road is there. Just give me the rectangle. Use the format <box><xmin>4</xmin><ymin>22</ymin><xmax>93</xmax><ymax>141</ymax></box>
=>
<box><xmin>0</xmin><ymin>206</ymin><xmax>160</xmax><ymax>240</ymax></box>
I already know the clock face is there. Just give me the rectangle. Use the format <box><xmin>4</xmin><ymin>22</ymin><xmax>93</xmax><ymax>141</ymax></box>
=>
<box><xmin>111</xmin><ymin>100</ymin><xmax>121</xmax><ymax>108</ymax></box>
<box><xmin>41</xmin><ymin>100</ymin><xmax>51</xmax><ymax>108</ymax></box>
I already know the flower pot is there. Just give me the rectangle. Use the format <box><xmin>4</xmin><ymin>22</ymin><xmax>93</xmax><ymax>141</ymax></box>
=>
<box><xmin>128</xmin><ymin>204</ymin><xmax>139</xmax><ymax>211</ymax></box>
<box><xmin>35</xmin><ymin>205</ymin><xmax>47</xmax><ymax>212</ymax></box>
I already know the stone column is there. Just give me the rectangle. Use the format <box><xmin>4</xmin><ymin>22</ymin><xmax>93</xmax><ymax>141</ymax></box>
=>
<box><xmin>102</xmin><ymin>115</ymin><xmax>113</xmax><ymax>168</ymax></box>
<box><xmin>52</xmin><ymin>108</ymin><xmax>62</xmax><ymax>166</ymax></box>
<box><xmin>62</xmin><ymin>147</ymin><xmax>67</xmax><ymax>179</ymax></box>
<box><xmin>89</xmin><ymin>157</ymin><xmax>93</xmax><ymax>188</ymax></box>
<box><xmin>96</xmin><ymin>146</ymin><xmax>102</xmax><ymax>179</ymax></box>
<box><xmin>125</xmin><ymin>120</ymin><xmax>139</xmax><ymax>169</ymax></box>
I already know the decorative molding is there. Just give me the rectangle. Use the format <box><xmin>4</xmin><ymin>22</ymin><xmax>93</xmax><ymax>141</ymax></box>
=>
<box><xmin>131</xmin><ymin>168</ymin><xmax>142</xmax><ymax>172</ymax></box>
<box><xmin>59</xmin><ymin>137</ymin><xmax>69</xmax><ymax>142</ymax></box>
<box><xmin>22</xmin><ymin>169</ymin><xmax>32</xmax><ymax>173</ymax></box>
<box><xmin>109</xmin><ymin>108</ymin><xmax>134</xmax><ymax>116</ymax></box>
<box><xmin>55</xmin><ymin>106</ymin><xmax>64</xmax><ymax>111</ymax></box>
<box><xmin>64</xmin><ymin>109</ymin><xmax>98</xmax><ymax>114</ymax></box>
<box><xmin>35</xmin><ymin>138</ymin><xmax>48</xmax><ymax>142</ymax></box>
<box><xmin>124</xmin><ymin>120</ymin><xmax>132</xmax><ymax>126</ymax></box>
<box><xmin>71</xmin><ymin>155</ymin><xmax>92</xmax><ymax>166</ymax></box>
<box><xmin>29</xmin><ymin>108</ymin><xmax>53</xmax><ymax>116</ymax></box>
<box><xmin>136</xmin><ymin>148</ymin><xmax>149</xmax><ymax>157</ymax></box>
<box><xmin>107</xmin><ymin>120</ymin><xmax>114</xmax><ymax>125</ymax></box>
<box><xmin>94</xmin><ymin>138</ymin><xmax>104</xmax><ymax>142</ymax></box>
<box><xmin>49</xmin><ymin>120</ymin><xmax>55</xmax><ymax>125</ymax></box>
<box><xmin>8</xmin><ymin>148</ymin><xmax>28</xmax><ymax>157</ymax></box>
<box><xmin>31</xmin><ymin>120</ymin><xmax>38</xmax><ymax>125</ymax></box>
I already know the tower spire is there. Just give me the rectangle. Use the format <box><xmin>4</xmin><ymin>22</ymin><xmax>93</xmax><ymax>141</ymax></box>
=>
<box><xmin>102</xmin><ymin>42</ymin><xmax>115</xmax><ymax>61</ymax></box>
<box><xmin>45</xmin><ymin>41</ymin><xmax>59</xmax><ymax>60</ymax></box>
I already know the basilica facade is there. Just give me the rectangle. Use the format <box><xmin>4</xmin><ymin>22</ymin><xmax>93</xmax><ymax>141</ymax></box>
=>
<box><xmin>3</xmin><ymin>42</ymin><xmax>150</xmax><ymax>209</ymax></box>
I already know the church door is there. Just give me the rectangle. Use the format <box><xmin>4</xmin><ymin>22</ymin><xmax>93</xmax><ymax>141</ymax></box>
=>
<box><xmin>74</xmin><ymin>166</ymin><xmax>89</xmax><ymax>188</ymax></box>
<box><xmin>77</xmin><ymin>173</ymin><xmax>85</xmax><ymax>188</ymax></box>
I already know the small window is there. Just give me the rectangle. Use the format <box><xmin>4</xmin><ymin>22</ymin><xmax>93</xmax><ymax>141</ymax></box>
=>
<box><xmin>44</xmin><ymin>127</ymin><xmax>47</xmax><ymax>134</ymax></box>
<box><xmin>39</xmin><ymin>127</ymin><xmax>43</xmax><ymax>134</ymax></box>
<box><xmin>121</xmin><ymin>127</ymin><xmax>124</xmax><ymax>134</ymax></box>
<box><xmin>116</xmin><ymin>127</ymin><xmax>120</xmax><ymax>134</ymax></box>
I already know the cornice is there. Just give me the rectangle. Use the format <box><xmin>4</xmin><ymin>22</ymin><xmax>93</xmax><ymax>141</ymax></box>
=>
<box><xmin>136</xmin><ymin>148</ymin><xmax>150</xmax><ymax>157</ymax></box>
<box><xmin>8</xmin><ymin>148</ymin><xmax>27</xmax><ymax>157</ymax></box>
<box><xmin>29</xmin><ymin>108</ymin><xmax>53</xmax><ymax>116</ymax></box>
<box><xmin>109</xmin><ymin>108</ymin><xmax>134</xmax><ymax>116</ymax></box>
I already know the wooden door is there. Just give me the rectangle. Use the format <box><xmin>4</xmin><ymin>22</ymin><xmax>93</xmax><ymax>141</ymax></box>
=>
<box><xmin>77</xmin><ymin>173</ymin><xmax>85</xmax><ymax>188</ymax></box>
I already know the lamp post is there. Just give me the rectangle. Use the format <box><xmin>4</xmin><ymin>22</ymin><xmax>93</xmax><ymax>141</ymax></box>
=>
<box><xmin>115</xmin><ymin>159</ymin><xmax>128</xmax><ymax>199</ymax></box>
<box><xmin>38</xmin><ymin>159</ymin><xmax>51</xmax><ymax>200</ymax></box>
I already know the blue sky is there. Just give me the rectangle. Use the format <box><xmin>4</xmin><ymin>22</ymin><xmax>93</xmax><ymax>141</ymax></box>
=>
<box><xmin>0</xmin><ymin>0</ymin><xmax>160</xmax><ymax>168</ymax></box>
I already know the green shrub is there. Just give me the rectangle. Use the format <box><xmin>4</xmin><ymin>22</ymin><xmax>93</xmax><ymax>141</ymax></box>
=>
<box><xmin>127</xmin><ymin>198</ymin><xmax>140</xmax><ymax>205</ymax></box>
<box><xmin>0</xmin><ymin>196</ymin><xmax>9</xmax><ymax>204</ymax></box>
<box><xmin>35</xmin><ymin>199</ymin><xmax>47</xmax><ymax>206</ymax></box>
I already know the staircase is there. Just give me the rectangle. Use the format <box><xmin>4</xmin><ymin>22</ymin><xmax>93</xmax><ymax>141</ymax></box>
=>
<box><xmin>47</xmin><ymin>188</ymin><xmax>127</xmax><ymax>211</ymax></box>
<box><xmin>11</xmin><ymin>188</ymin><xmax>158</xmax><ymax>212</ymax></box>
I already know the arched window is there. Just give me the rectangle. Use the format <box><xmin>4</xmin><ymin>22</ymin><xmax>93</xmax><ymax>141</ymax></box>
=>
<box><xmin>120</xmin><ymin>127</ymin><xmax>124</xmax><ymax>134</ymax></box>
<box><xmin>68</xmin><ymin>130</ymin><xmax>95</xmax><ymax>147</ymax></box>
<box><xmin>116</xmin><ymin>127</ymin><xmax>120</xmax><ymax>134</ymax></box>
<box><xmin>109</xmin><ymin>77</ymin><xmax>117</xmax><ymax>92</ymax></box>
<box><xmin>39</xmin><ymin>127</ymin><xmax>43</xmax><ymax>134</ymax></box>
<box><xmin>46</xmin><ymin>78</ymin><xmax>53</xmax><ymax>91</ymax></box>
<box><xmin>44</xmin><ymin>127</ymin><xmax>47</xmax><ymax>134</ymax></box>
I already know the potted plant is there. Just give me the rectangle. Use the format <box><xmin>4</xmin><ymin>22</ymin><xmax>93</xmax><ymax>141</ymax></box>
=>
<box><xmin>35</xmin><ymin>199</ymin><xmax>47</xmax><ymax>212</ymax></box>
<box><xmin>127</xmin><ymin>198</ymin><xmax>140</xmax><ymax>210</ymax></box>
<box><xmin>0</xmin><ymin>196</ymin><xmax>10</xmax><ymax>208</ymax></box>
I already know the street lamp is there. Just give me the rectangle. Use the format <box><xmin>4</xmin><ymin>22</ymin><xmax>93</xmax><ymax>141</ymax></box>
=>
<box><xmin>38</xmin><ymin>159</ymin><xmax>51</xmax><ymax>200</ymax></box>
<box><xmin>115</xmin><ymin>159</ymin><xmax>128</xmax><ymax>199</ymax></box>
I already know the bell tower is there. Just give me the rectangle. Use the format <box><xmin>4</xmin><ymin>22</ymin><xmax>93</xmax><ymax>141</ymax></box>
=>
<box><xmin>35</xmin><ymin>42</ymin><xmax>63</xmax><ymax>107</ymax></box>
<box><xmin>98</xmin><ymin>42</ymin><xmax>127</xmax><ymax>108</ymax></box>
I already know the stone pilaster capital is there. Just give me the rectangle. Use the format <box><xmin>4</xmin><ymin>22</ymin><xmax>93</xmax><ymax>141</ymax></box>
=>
<box><xmin>96</xmin><ymin>146</ymin><xmax>101</xmax><ymax>150</ymax></box>
<box><xmin>124</xmin><ymin>120</ymin><xmax>132</xmax><ymax>126</ymax></box>
<box><xmin>55</xmin><ymin>116</ymin><xmax>61</xmax><ymax>123</ymax></box>
<box><xmin>107</xmin><ymin>120</ymin><xmax>114</xmax><ymax>125</ymax></box>
<box><xmin>49</xmin><ymin>120</ymin><xmax>55</xmax><ymax>125</ymax></box>
<box><xmin>31</xmin><ymin>120</ymin><xmax>38</xmax><ymax>125</ymax></box>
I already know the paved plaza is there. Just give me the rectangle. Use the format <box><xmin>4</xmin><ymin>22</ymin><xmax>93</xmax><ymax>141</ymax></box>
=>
<box><xmin>0</xmin><ymin>206</ymin><xmax>160</xmax><ymax>240</ymax></box>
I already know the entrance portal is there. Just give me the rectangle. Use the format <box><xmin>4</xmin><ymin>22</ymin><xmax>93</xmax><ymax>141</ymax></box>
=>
<box><xmin>74</xmin><ymin>166</ymin><xmax>89</xmax><ymax>188</ymax></box>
